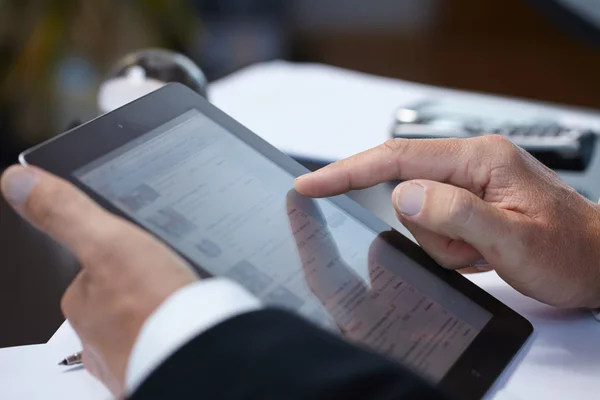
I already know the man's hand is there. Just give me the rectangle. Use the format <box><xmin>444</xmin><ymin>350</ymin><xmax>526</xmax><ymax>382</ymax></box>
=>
<box><xmin>1</xmin><ymin>166</ymin><xmax>198</xmax><ymax>397</ymax></box>
<box><xmin>295</xmin><ymin>136</ymin><xmax>600</xmax><ymax>309</ymax></box>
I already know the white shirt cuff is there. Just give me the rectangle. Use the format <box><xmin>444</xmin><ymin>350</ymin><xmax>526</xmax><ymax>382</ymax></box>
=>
<box><xmin>125</xmin><ymin>277</ymin><xmax>262</xmax><ymax>394</ymax></box>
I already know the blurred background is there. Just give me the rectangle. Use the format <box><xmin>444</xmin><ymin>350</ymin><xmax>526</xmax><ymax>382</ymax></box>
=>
<box><xmin>1</xmin><ymin>0</ymin><xmax>600</xmax><ymax>347</ymax></box>
<box><xmin>1</xmin><ymin>0</ymin><xmax>600</xmax><ymax>168</ymax></box>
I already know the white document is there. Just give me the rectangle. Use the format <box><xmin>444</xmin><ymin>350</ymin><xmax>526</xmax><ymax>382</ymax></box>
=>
<box><xmin>209</xmin><ymin>61</ymin><xmax>600</xmax><ymax>163</ymax></box>
<box><xmin>0</xmin><ymin>343</ymin><xmax>110</xmax><ymax>399</ymax></box>
<box><xmin>209</xmin><ymin>61</ymin><xmax>431</xmax><ymax>162</ymax></box>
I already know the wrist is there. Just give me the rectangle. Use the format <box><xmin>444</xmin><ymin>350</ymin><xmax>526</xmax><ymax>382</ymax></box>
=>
<box><xmin>126</xmin><ymin>278</ymin><xmax>261</xmax><ymax>394</ymax></box>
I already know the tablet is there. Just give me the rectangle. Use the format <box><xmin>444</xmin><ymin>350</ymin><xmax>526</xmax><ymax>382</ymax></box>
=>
<box><xmin>20</xmin><ymin>83</ymin><xmax>532</xmax><ymax>399</ymax></box>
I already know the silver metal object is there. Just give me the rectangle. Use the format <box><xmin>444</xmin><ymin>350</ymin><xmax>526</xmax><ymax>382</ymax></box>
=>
<box><xmin>58</xmin><ymin>351</ymin><xmax>82</xmax><ymax>366</ymax></box>
<box><xmin>98</xmin><ymin>49</ymin><xmax>208</xmax><ymax>114</ymax></box>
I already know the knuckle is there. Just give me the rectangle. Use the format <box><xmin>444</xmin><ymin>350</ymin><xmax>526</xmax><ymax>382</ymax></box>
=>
<box><xmin>480</xmin><ymin>133</ymin><xmax>510</xmax><ymax>146</ymax></box>
<box><xmin>483</xmin><ymin>134</ymin><xmax>521</xmax><ymax>159</ymax></box>
<box><xmin>382</xmin><ymin>138</ymin><xmax>409</xmax><ymax>154</ymax></box>
<box><xmin>445</xmin><ymin>191</ymin><xmax>474</xmax><ymax>228</ymax></box>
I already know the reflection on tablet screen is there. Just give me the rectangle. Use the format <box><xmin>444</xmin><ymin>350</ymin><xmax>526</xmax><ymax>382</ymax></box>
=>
<box><xmin>74</xmin><ymin>109</ymin><xmax>492</xmax><ymax>382</ymax></box>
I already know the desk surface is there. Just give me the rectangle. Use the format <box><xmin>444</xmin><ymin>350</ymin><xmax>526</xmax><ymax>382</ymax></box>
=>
<box><xmin>1</xmin><ymin>61</ymin><xmax>599</xmax><ymax>399</ymax></box>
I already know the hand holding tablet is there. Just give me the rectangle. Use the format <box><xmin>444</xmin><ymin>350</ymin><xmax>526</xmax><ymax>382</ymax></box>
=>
<box><xmin>0</xmin><ymin>165</ymin><xmax>199</xmax><ymax>397</ymax></box>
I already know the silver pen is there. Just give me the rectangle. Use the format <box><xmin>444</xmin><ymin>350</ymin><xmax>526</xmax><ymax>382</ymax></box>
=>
<box><xmin>58</xmin><ymin>351</ymin><xmax>83</xmax><ymax>366</ymax></box>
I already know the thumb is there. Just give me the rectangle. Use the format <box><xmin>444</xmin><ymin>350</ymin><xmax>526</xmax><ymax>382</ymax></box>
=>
<box><xmin>392</xmin><ymin>180</ymin><xmax>526</xmax><ymax>266</ymax></box>
<box><xmin>1</xmin><ymin>165</ymin><xmax>120</xmax><ymax>258</ymax></box>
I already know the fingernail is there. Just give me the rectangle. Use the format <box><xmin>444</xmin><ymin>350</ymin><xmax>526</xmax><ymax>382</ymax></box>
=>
<box><xmin>395</xmin><ymin>183</ymin><xmax>425</xmax><ymax>216</ymax></box>
<box><xmin>2</xmin><ymin>167</ymin><xmax>37</xmax><ymax>205</ymax></box>
<box><xmin>472</xmin><ymin>259</ymin><xmax>490</xmax><ymax>270</ymax></box>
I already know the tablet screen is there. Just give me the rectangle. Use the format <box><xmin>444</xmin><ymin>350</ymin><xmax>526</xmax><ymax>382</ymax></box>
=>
<box><xmin>74</xmin><ymin>109</ymin><xmax>492</xmax><ymax>382</ymax></box>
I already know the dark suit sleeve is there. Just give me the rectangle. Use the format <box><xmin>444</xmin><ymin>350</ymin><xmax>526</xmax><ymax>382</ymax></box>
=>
<box><xmin>129</xmin><ymin>309</ymin><xmax>451</xmax><ymax>400</ymax></box>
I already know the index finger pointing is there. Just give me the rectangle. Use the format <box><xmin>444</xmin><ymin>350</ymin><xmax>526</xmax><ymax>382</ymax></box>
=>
<box><xmin>294</xmin><ymin>137</ymin><xmax>487</xmax><ymax>198</ymax></box>
<box><xmin>1</xmin><ymin>165</ymin><xmax>120</xmax><ymax>258</ymax></box>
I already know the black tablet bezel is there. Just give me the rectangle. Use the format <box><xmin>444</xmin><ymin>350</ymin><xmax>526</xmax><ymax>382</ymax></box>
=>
<box><xmin>20</xmin><ymin>83</ymin><xmax>533</xmax><ymax>400</ymax></box>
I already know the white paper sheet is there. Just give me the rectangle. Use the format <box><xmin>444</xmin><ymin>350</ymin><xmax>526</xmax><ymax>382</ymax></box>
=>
<box><xmin>209</xmin><ymin>61</ymin><xmax>600</xmax><ymax>163</ymax></box>
<box><xmin>0</xmin><ymin>344</ymin><xmax>111</xmax><ymax>399</ymax></box>
<box><xmin>209</xmin><ymin>61</ymin><xmax>432</xmax><ymax>162</ymax></box>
